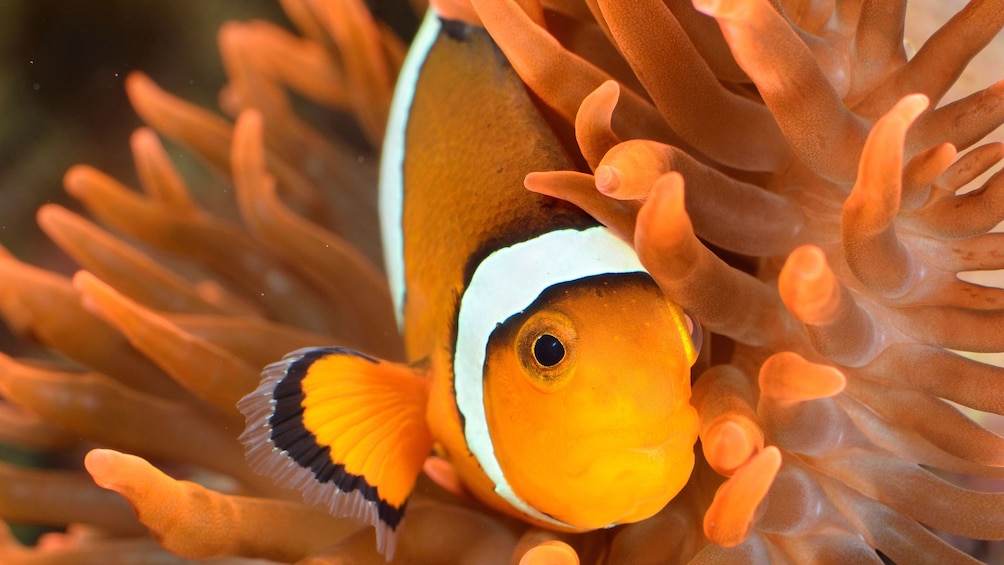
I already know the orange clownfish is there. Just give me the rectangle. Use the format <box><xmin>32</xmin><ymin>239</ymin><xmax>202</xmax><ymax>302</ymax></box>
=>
<box><xmin>238</xmin><ymin>11</ymin><xmax>701</xmax><ymax>559</ymax></box>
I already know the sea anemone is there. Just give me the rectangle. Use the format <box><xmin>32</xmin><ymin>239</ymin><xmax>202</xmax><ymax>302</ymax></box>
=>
<box><xmin>0</xmin><ymin>0</ymin><xmax>1002</xmax><ymax>564</ymax></box>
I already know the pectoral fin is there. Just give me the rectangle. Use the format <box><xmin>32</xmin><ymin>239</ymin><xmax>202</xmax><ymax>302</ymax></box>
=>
<box><xmin>238</xmin><ymin>346</ymin><xmax>432</xmax><ymax>559</ymax></box>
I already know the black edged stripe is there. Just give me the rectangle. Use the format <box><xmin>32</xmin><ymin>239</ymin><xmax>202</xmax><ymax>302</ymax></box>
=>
<box><xmin>268</xmin><ymin>347</ymin><xmax>406</xmax><ymax>530</ymax></box>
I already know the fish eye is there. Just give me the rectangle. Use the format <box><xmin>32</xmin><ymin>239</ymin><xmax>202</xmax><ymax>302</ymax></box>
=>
<box><xmin>512</xmin><ymin>311</ymin><xmax>576</xmax><ymax>389</ymax></box>
<box><xmin>532</xmin><ymin>334</ymin><xmax>565</xmax><ymax>367</ymax></box>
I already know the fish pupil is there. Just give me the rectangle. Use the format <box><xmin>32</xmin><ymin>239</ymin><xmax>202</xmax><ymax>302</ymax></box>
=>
<box><xmin>533</xmin><ymin>334</ymin><xmax>565</xmax><ymax>367</ymax></box>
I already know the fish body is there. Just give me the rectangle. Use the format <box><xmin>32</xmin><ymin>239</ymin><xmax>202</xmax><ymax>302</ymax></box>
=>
<box><xmin>240</xmin><ymin>11</ymin><xmax>700</xmax><ymax>559</ymax></box>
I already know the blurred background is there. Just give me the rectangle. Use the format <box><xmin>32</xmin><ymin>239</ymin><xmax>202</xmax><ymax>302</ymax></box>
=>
<box><xmin>0</xmin><ymin>0</ymin><xmax>998</xmax><ymax>270</ymax></box>
<box><xmin>0</xmin><ymin>0</ymin><xmax>415</xmax><ymax>355</ymax></box>
<box><xmin>0</xmin><ymin>1</ymin><xmax>286</xmax><ymax>269</ymax></box>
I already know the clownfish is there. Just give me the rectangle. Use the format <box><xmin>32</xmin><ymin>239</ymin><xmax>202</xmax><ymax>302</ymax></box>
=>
<box><xmin>238</xmin><ymin>11</ymin><xmax>701</xmax><ymax>559</ymax></box>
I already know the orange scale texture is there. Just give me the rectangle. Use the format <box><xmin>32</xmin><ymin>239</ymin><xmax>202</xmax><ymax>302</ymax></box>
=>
<box><xmin>0</xmin><ymin>0</ymin><xmax>1002</xmax><ymax>564</ymax></box>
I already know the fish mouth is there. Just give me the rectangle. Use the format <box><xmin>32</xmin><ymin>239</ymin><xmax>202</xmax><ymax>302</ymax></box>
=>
<box><xmin>541</xmin><ymin>433</ymin><xmax>696</xmax><ymax>529</ymax></box>
<box><xmin>601</xmin><ymin>433</ymin><xmax>694</xmax><ymax>472</ymax></box>
<box><xmin>560</xmin><ymin>406</ymin><xmax>699</xmax><ymax>490</ymax></box>
<box><xmin>561</xmin><ymin>421</ymin><xmax>697</xmax><ymax>483</ymax></box>
<box><xmin>501</xmin><ymin>404</ymin><xmax>700</xmax><ymax>529</ymax></box>
<box><xmin>574</xmin><ymin>407</ymin><xmax>700</xmax><ymax>470</ymax></box>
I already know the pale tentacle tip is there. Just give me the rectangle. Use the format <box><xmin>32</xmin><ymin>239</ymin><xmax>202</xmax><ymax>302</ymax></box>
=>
<box><xmin>523</xmin><ymin>171</ymin><xmax>545</xmax><ymax>192</ymax></box>
<box><xmin>705</xmin><ymin>419</ymin><xmax>758</xmax><ymax>475</ymax></box>
<box><xmin>83</xmin><ymin>448</ymin><xmax>123</xmax><ymax>490</ymax></box>
<box><xmin>519</xmin><ymin>540</ymin><xmax>580</xmax><ymax>565</ymax></box>
<box><xmin>61</xmin><ymin>164</ymin><xmax>92</xmax><ymax>198</ymax></box>
<box><xmin>235</xmin><ymin>107</ymin><xmax>265</xmax><ymax>133</ymax></box>
<box><xmin>651</xmin><ymin>172</ymin><xmax>686</xmax><ymax>208</ymax></box>
<box><xmin>36</xmin><ymin>524</ymin><xmax>97</xmax><ymax>551</ymax></box>
<box><xmin>34</xmin><ymin>203</ymin><xmax>63</xmax><ymax>231</ymax></box>
<box><xmin>130</xmin><ymin>125</ymin><xmax>158</xmax><ymax>148</ymax></box>
<box><xmin>690</xmin><ymin>0</ymin><xmax>720</xmax><ymax>14</ymax></box>
<box><xmin>35</xmin><ymin>531</ymin><xmax>79</xmax><ymax>551</ymax></box>
<box><xmin>70</xmin><ymin>270</ymin><xmax>113</xmax><ymax>317</ymax></box>
<box><xmin>892</xmin><ymin>93</ymin><xmax>930</xmax><ymax>122</ymax></box>
<box><xmin>760</xmin><ymin>352</ymin><xmax>847</xmax><ymax>403</ymax></box>
<box><xmin>637</xmin><ymin>172</ymin><xmax>690</xmax><ymax>251</ymax></box>
<box><xmin>788</xmin><ymin>245</ymin><xmax>827</xmax><ymax>281</ymax></box>
<box><xmin>422</xmin><ymin>456</ymin><xmax>470</xmax><ymax>501</ymax></box>
<box><xmin>596</xmin><ymin>79</ymin><xmax>620</xmax><ymax>95</ymax></box>
<box><xmin>594</xmin><ymin>165</ymin><xmax>620</xmax><ymax>194</ymax></box>
<box><xmin>586</xmin><ymin>80</ymin><xmax>621</xmax><ymax>107</ymax></box>
<box><xmin>703</xmin><ymin>446</ymin><xmax>782</xmax><ymax>547</ymax></box>
<box><xmin>691</xmin><ymin>0</ymin><xmax>734</xmax><ymax>18</ymax></box>
<box><xmin>779</xmin><ymin>245</ymin><xmax>841</xmax><ymax>324</ymax></box>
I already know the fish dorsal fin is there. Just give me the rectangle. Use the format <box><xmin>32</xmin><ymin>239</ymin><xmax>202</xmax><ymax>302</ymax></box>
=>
<box><xmin>238</xmin><ymin>347</ymin><xmax>432</xmax><ymax>559</ymax></box>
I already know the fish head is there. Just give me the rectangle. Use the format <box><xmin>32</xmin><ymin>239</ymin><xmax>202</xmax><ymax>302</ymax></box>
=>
<box><xmin>482</xmin><ymin>273</ymin><xmax>700</xmax><ymax>529</ymax></box>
